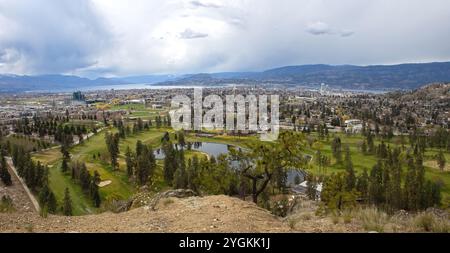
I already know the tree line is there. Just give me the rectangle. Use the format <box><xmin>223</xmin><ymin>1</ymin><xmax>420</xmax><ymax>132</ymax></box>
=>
<box><xmin>320</xmin><ymin>145</ymin><xmax>442</xmax><ymax>213</ymax></box>
<box><xmin>68</xmin><ymin>161</ymin><xmax>101</xmax><ymax>208</ymax></box>
<box><xmin>10</xmin><ymin>145</ymin><xmax>58</xmax><ymax>214</ymax></box>
<box><xmin>124</xmin><ymin>140</ymin><xmax>157</xmax><ymax>186</ymax></box>
<box><xmin>13</xmin><ymin>116</ymin><xmax>91</xmax><ymax>143</ymax></box>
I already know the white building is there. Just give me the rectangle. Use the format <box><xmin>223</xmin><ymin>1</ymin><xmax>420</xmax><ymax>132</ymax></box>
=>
<box><xmin>344</xmin><ymin>119</ymin><xmax>363</xmax><ymax>133</ymax></box>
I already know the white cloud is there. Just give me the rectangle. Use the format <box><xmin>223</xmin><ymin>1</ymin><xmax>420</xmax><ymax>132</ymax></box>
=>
<box><xmin>179</xmin><ymin>29</ymin><xmax>208</xmax><ymax>39</ymax></box>
<box><xmin>1</xmin><ymin>0</ymin><xmax>450</xmax><ymax>77</ymax></box>
<box><xmin>339</xmin><ymin>30</ymin><xmax>355</xmax><ymax>37</ymax></box>
<box><xmin>190</xmin><ymin>0</ymin><xmax>221</xmax><ymax>9</ymax></box>
<box><xmin>306</xmin><ymin>21</ymin><xmax>354</xmax><ymax>37</ymax></box>
<box><xmin>306</xmin><ymin>21</ymin><xmax>332</xmax><ymax>35</ymax></box>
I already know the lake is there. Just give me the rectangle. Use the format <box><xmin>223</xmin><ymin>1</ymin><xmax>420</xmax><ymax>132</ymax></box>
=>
<box><xmin>81</xmin><ymin>84</ymin><xmax>210</xmax><ymax>91</ymax></box>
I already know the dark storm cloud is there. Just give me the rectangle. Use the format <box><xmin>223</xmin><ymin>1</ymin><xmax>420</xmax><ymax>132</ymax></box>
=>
<box><xmin>0</xmin><ymin>0</ymin><xmax>111</xmax><ymax>75</ymax></box>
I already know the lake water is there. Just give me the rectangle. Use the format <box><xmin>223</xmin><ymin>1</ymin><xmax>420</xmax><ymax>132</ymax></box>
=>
<box><xmin>29</xmin><ymin>84</ymin><xmax>228</xmax><ymax>93</ymax></box>
<box><xmin>81</xmin><ymin>84</ymin><xmax>210</xmax><ymax>91</ymax></box>
<box><xmin>30</xmin><ymin>83</ymin><xmax>387</xmax><ymax>94</ymax></box>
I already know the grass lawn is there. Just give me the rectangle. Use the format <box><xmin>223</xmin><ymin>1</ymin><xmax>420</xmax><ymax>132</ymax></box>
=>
<box><xmin>31</xmin><ymin>126</ymin><xmax>176</xmax><ymax>215</ymax></box>
<box><xmin>33</xmin><ymin>149</ymin><xmax>93</xmax><ymax>215</ymax></box>
<box><xmin>32</xmin><ymin>127</ymin><xmax>450</xmax><ymax>214</ymax></box>
<box><xmin>111</xmin><ymin>103</ymin><xmax>167</xmax><ymax>120</ymax></box>
<box><xmin>118</xmin><ymin>127</ymin><xmax>173</xmax><ymax>151</ymax></box>
<box><xmin>189</xmin><ymin>131</ymin><xmax>450</xmax><ymax>205</ymax></box>
<box><xmin>185</xmin><ymin>133</ymin><xmax>259</xmax><ymax>149</ymax></box>
<box><xmin>303</xmin><ymin>132</ymin><xmax>450</xmax><ymax>204</ymax></box>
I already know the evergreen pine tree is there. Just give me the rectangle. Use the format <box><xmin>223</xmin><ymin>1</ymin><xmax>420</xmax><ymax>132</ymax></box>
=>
<box><xmin>367</xmin><ymin>133</ymin><xmax>375</xmax><ymax>154</ymax></box>
<box><xmin>306</xmin><ymin>173</ymin><xmax>317</xmax><ymax>200</ymax></box>
<box><xmin>47</xmin><ymin>190</ymin><xmax>57</xmax><ymax>213</ymax></box>
<box><xmin>125</xmin><ymin>146</ymin><xmax>134</xmax><ymax>178</ymax></box>
<box><xmin>178</xmin><ymin>131</ymin><xmax>186</xmax><ymax>148</ymax></box>
<box><xmin>163</xmin><ymin>141</ymin><xmax>176</xmax><ymax>184</ymax></box>
<box><xmin>62</xmin><ymin>187</ymin><xmax>73</xmax><ymax>216</ymax></box>
<box><xmin>90</xmin><ymin>175</ymin><xmax>101</xmax><ymax>208</ymax></box>
<box><xmin>437</xmin><ymin>150</ymin><xmax>446</xmax><ymax>171</ymax></box>
<box><xmin>61</xmin><ymin>157</ymin><xmax>69</xmax><ymax>173</ymax></box>
<box><xmin>390</xmin><ymin>148</ymin><xmax>403</xmax><ymax>210</ymax></box>
<box><xmin>361</xmin><ymin>140</ymin><xmax>367</xmax><ymax>154</ymax></box>
<box><xmin>415</xmin><ymin>154</ymin><xmax>426</xmax><ymax>209</ymax></box>
<box><xmin>404</xmin><ymin>157</ymin><xmax>418</xmax><ymax>211</ymax></box>
<box><xmin>187</xmin><ymin>156</ymin><xmax>199</xmax><ymax>192</ymax></box>
<box><xmin>331</xmin><ymin>137</ymin><xmax>342</xmax><ymax>163</ymax></box>
<box><xmin>0</xmin><ymin>155</ymin><xmax>12</xmax><ymax>186</ymax></box>
<box><xmin>344</xmin><ymin>145</ymin><xmax>356</xmax><ymax>190</ymax></box>
<box><xmin>368</xmin><ymin>162</ymin><xmax>384</xmax><ymax>205</ymax></box>
<box><xmin>356</xmin><ymin>168</ymin><xmax>369</xmax><ymax>202</ymax></box>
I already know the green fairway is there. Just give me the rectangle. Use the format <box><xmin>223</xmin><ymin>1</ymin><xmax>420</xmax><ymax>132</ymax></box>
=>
<box><xmin>32</xmin><ymin>126</ymin><xmax>175</xmax><ymax>215</ymax></box>
<box><xmin>32</xmin><ymin>127</ymin><xmax>450</xmax><ymax>214</ymax></box>
<box><xmin>33</xmin><ymin>149</ymin><xmax>94</xmax><ymax>215</ymax></box>
<box><xmin>118</xmin><ymin>127</ymin><xmax>172</xmax><ymax>150</ymax></box>
<box><xmin>111</xmin><ymin>103</ymin><xmax>167</xmax><ymax>120</ymax></box>
<box><xmin>187</xmin><ymin>131</ymin><xmax>450</xmax><ymax>205</ymax></box>
<box><xmin>302</xmin><ymin>132</ymin><xmax>450</xmax><ymax>204</ymax></box>
<box><xmin>185</xmin><ymin>133</ymin><xmax>259</xmax><ymax>148</ymax></box>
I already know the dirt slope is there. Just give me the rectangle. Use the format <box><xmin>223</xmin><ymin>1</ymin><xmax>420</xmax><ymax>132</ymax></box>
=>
<box><xmin>0</xmin><ymin>195</ymin><xmax>290</xmax><ymax>233</ymax></box>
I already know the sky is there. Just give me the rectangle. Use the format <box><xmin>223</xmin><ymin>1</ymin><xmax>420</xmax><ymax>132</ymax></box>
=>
<box><xmin>1</xmin><ymin>0</ymin><xmax>450</xmax><ymax>78</ymax></box>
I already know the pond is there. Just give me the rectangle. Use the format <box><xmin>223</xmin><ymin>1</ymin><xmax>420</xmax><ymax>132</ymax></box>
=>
<box><xmin>154</xmin><ymin>141</ymin><xmax>308</xmax><ymax>185</ymax></box>
<box><xmin>154</xmin><ymin>142</ymin><xmax>234</xmax><ymax>160</ymax></box>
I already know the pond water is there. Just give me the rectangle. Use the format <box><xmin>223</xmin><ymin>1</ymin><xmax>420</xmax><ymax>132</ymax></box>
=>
<box><xmin>154</xmin><ymin>142</ymin><xmax>234</xmax><ymax>160</ymax></box>
<box><xmin>154</xmin><ymin>142</ymin><xmax>307</xmax><ymax>185</ymax></box>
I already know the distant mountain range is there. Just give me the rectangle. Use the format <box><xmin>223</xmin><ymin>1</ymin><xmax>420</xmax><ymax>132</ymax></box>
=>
<box><xmin>1</xmin><ymin>62</ymin><xmax>450</xmax><ymax>92</ymax></box>
<box><xmin>0</xmin><ymin>74</ymin><xmax>179</xmax><ymax>92</ymax></box>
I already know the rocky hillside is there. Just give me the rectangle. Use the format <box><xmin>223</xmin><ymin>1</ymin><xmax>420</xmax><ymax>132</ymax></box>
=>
<box><xmin>1</xmin><ymin>189</ymin><xmax>448</xmax><ymax>233</ymax></box>
<box><xmin>0</xmin><ymin>194</ymin><xmax>290</xmax><ymax>233</ymax></box>
<box><xmin>388</xmin><ymin>83</ymin><xmax>450</xmax><ymax>102</ymax></box>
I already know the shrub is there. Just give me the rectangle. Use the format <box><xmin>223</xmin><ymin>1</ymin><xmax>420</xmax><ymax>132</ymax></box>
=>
<box><xmin>163</xmin><ymin>198</ymin><xmax>174</xmax><ymax>206</ymax></box>
<box><xmin>101</xmin><ymin>194</ymin><xmax>129</xmax><ymax>213</ymax></box>
<box><xmin>0</xmin><ymin>195</ymin><xmax>14</xmax><ymax>213</ymax></box>
<box><xmin>414</xmin><ymin>212</ymin><xmax>434</xmax><ymax>232</ymax></box>
<box><xmin>287</xmin><ymin>218</ymin><xmax>297</xmax><ymax>229</ymax></box>
<box><xmin>331</xmin><ymin>213</ymin><xmax>340</xmax><ymax>225</ymax></box>
<box><xmin>432</xmin><ymin>220</ymin><xmax>450</xmax><ymax>233</ymax></box>
<box><xmin>301</xmin><ymin>213</ymin><xmax>312</xmax><ymax>221</ymax></box>
<box><xmin>414</xmin><ymin>212</ymin><xmax>450</xmax><ymax>232</ymax></box>
<box><xmin>342</xmin><ymin>209</ymin><xmax>353</xmax><ymax>224</ymax></box>
<box><xmin>271</xmin><ymin>196</ymin><xmax>290</xmax><ymax>217</ymax></box>
<box><xmin>358</xmin><ymin>207</ymin><xmax>389</xmax><ymax>232</ymax></box>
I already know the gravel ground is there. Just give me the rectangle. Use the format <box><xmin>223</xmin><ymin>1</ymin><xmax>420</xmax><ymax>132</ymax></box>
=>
<box><xmin>0</xmin><ymin>195</ymin><xmax>290</xmax><ymax>233</ymax></box>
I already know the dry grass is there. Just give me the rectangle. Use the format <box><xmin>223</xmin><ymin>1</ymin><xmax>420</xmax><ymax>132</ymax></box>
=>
<box><xmin>24</xmin><ymin>223</ymin><xmax>34</xmax><ymax>233</ymax></box>
<box><xmin>301</xmin><ymin>213</ymin><xmax>312</xmax><ymax>221</ymax></box>
<box><xmin>163</xmin><ymin>198</ymin><xmax>175</xmax><ymax>206</ymax></box>
<box><xmin>0</xmin><ymin>195</ymin><xmax>15</xmax><ymax>213</ymax></box>
<box><xmin>356</xmin><ymin>207</ymin><xmax>389</xmax><ymax>232</ymax></box>
<box><xmin>352</xmin><ymin>207</ymin><xmax>449</xmax><ymax>233</ymax></box>
<box><xmin>287</xmin><ymin>218</ymin><xmax>297</xmax><ymax>229</ymax></box>
<box><xmin>413</xmin><ymin>212</ymin><xmax>450</xmax><ymax>233</ymax></box>
<box><xmin>331</xmin><ymin>213</ymin><xmax>340</xmax><ymax>225</ymax></box>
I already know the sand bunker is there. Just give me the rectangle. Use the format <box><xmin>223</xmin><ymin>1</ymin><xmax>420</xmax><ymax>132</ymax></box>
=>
<box><xmin>98</xmin><ymin>180</ymin><xmax>112</xmax><ymax>187</ymax></box>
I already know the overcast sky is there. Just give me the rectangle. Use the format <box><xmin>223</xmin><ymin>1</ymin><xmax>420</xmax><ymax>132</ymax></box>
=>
<box><xmin>1</xmin><ymin>0</ymin><xmax>450</xmax><ymax>77</ymax></box>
